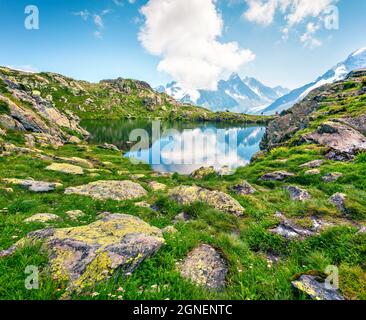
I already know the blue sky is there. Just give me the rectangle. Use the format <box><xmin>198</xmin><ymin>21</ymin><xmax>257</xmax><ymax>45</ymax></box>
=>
<box><xmin>0</xmin><ymin>0</ymin><xmax>365</xmax><ymax>89</ymax></box>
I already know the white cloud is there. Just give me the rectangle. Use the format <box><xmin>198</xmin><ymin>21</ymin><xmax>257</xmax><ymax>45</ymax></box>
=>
<box><xmin>93</xmin><ymin>14</ymin><xmax>104</xmax><ymax>29</ymax></box>
<box><xmin>73</xmin><ymin>10</ymin><xmax>90</xmax><ymax>21</ymax></box>
<box><xmin>300</xmin><ymin>22</ymin><xmax>322</xmax><ymax>49</ymax></box>
<box><xmin>138</xmin><ymin>0</ymin><xmax>255</xmax><ymax>93</ymax></box>
<box><xmin>242</xmin><ymin>0</ymin><xmax>338</xmax><ymax>47</ymax></box>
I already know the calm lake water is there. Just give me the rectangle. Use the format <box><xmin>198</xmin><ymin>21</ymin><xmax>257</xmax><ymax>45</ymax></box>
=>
<box><xmin>82</xmin><ymin>120</ymin><xmax>266</xmax><ymax>174</ymax></box>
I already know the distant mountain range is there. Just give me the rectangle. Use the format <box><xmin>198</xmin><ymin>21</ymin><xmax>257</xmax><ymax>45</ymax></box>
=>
<box><xmin>157</xmin><ymin>47</ymin><xmax>366</xmax><ymax>115</ymax></box>
<box><xmin>156</xmin><ymin>74</ymin><xmax>290</xmax><ymax>115</ymax></box>
<box><xmin>263</xmin><ymin>47</ymin><xmax>366</xmax><ymax>115</ymax></box>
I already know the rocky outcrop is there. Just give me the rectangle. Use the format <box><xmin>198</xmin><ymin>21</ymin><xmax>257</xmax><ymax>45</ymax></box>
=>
<box><xmin>170</xmin><ymin>185</ymin><xmax>245</xmax><ymax>216</ymax></box>
<box><xmin>0</xmin><ymin>213</ymin><xmax>164</xmax><ymax>294</ymax></box>
<box><xmin>261</xmin><ymin>69</ymin><xmax>366</xmax><ymax>151</ymax></box>
<box><xmin>178</xmin><ymin>244</ymin><xmax>228</xmax><ymax>291</ymax></box>
<box><xmin>292</xmin><ymin>274</ymin><xmax>344</xmax><ymax>300</ymax></box>
<box><xmin>330</xmin><ymin>193</ymin><xmax>347</xmax><ymax>214</ymax></box>
<box><xmin>303</xmin><ymin>121</ymin><xmax>366</xmax><ymax>161</ymax></box>
<box><xmin>322</xmin><ymin>172</ymin><xmax>343</xmax><ymax>183</ymax></box>
<box><xmin>148</xmin><ymin>181</ymin><xmax>167</xmax><ymax>191</ymax></box>
<box><xmin>65</xmin><ymin>180</ymin><xmax>147</xmax><ymax>201</ymax></box>
<box><xmin>299</xmin><ymin>160</ymin><xmax>324</xmax><ymax>168</ymax></box>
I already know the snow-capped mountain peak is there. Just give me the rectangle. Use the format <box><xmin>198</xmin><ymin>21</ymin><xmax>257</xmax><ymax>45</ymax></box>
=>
<box><xmin>263</xmin><ymin>47</ymin><xmax>366</xmax><ymax>115</ymax></box>
<box><xmin>157</xmin><ymin>74</ymin><xmax>289</xmax><ymax>115</ymax></box>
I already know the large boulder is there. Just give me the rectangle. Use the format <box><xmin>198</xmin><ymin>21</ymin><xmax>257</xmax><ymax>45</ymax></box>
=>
<box><xmin>178</xmin><ymin>244</ymin><xmax>228</xmax><ymax>291</ymax></box>
<box><xmin>170</xmin><ymin>185</ymin><xmax>244</xmax><ymax>216</ymax></box>
<box><xmin>190</xmin><ymin>166</ymin><xmax>216</xmax><ymax>179</ymax></box>
<box><xmin>0</xmin><ymin>213</ymin><xmax>164</xmax><ymax>294</ymax></box>
<box><xmin>230</xmin><ymin>181</ymin><xmax>256</xmax><ymax>195</ymax></box>
<box><xmin>65</xmin><ymin>180</ymin><xmax>147</xmax><ymax>201</ymax></box>
<box><xmin>304</xmin><ymin>121</ymin><xmax>366</xmax><ymax>161</ymax></box>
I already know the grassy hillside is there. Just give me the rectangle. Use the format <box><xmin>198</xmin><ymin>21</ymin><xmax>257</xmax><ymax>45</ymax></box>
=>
<box><xmin>0</xmin><ymin>69</ymin><xmax>365</xmax><ymax>300</ymax></box>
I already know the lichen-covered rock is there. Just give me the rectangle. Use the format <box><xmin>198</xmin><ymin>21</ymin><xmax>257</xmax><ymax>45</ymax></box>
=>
<box><xmin>330</xmin><ymin>193</ymin><xmax>347</xmax><ymax>214</ymax></box>
<box><xmin>178</xmin><ymin>244</ymin><xmax>228</xmax><ymax>291</ymax></box>
<box><xmin>190</xmin><ymin>166</ymin><xmax>216</xmax><ymax>179</ymax></box>
<box><xmin>170</xmin><ymin>185</ymin><xmax>244</xmax><ymax>216</ymax></box>
<box><xmin>305</xmin><ymin>169</ymin><xmax>321</xmax><ymax>175</ymax></box>
<box><xmin>65</xmin><ymin>210</ymin><xmax>86</xmax><ymax>221</ymax></box>
<box><xmin>285</xmin><ymin>186</ymin><xmax>311</xmax><ymax>201</ymax></box>
<box><xmin>65</xmin><ymin>180</ymin><xmax>147</xmax><ymax>201</ymax></box>
<box><xmin>292</xmin><ymin>274</ymin><xmax>344</xmax><ymax>300</ymax></box>
<box><xmin>98</xmin><ymin>143</ymin><xmax>119</xmax><ymax>151</ymax></box>
<box><xmin>46</xmin><ymin>163</ymin><xmax>84</xmax><ymax>175</ymax></box>
<box><xmin>230</xmin><ymin>181</ymin><xmax>256</xmax><ymax>195</ymax></box>
<box><xmin>2</xmin><ymin>178</ymin><xmax>62</xmax><ymax>192</ymax></box>
<box><xmin>148</xmin><ymin>181</ymin><xmax>167</xmax><ymax>191</ymax></box>
<box><xmin>299</xmin><ymin>160</ymin><xmax>324</xmax><ymax>168</ymax></box>
<box><xmin>24</xmin><ymin>213</ymin><xmax>61</xmax><ymax>223</ymax></box>
<box><xmin>56</xmin><ymin>157</ymin><xmax>94</xmax><ymax>168</ymax></box>
<box><xmin>304</xmin><ymin>121</ymin><xmax>366</xmax><ymax>161</ymax></box>
<box><xmin>261</xmin><ymin>171</ymin><xmax>295</xmax><ymax>181</ymax></box>
<box><xmin>322</xmin><ymin>172</ymin><xmax>343</xmax><ymax>183</ymax></box>
<box><xmin>0</xmin><ymin>213</ymin><xmax>164</xmax><ymax>294</ymax></box>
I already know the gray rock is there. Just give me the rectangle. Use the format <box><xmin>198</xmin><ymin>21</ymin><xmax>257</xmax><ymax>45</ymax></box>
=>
<box><xmin>330</xmin><ymin>193</ymin><xmax>347</xmax><ymax>213</ymax></box>
<box><xmin>285</xmin><ymin>186</ymin><xmax>311</xmax><ymax>201</ymax></box>
<box><xmin>2</xmin><ymin>178</ymin><xmax>62</xmax><ymax>192</ymax></box>
<box><xmin>178</xmin><ymin>244</ymin><xmax>228</xmax><ymax>291</ymax></box>
<box><xmin>292</xmin><ymin>275</ymin><xmax>345</xmax><ymax>300</ymax></box>
<box><xmin>299</xmin><ymin>160</ymin><xmax>324</xmax><ymax>168</ymax></box>
<box><xmin>98</xmin><ymin>143</ymin><xmax>119</xmax><ymax>151</ymax></box>
<box><xmin>322</xmin><ymin>172</ymin><xmax>343</xmax><ymax>183</ymax></box>
<box><xmin>261</xmin><ymin>171</ymin><xmax>295</xmax><ymax>181</ymax></box>
<box><xmin>304</xmin><ymin>169</ymin><xmax>321</xmax><ymax>175</ymax></box>
<box><xmin>173</xmin><ymin>212</ymin><xmax>191</xmax><ymax>224</ymax></box>
<box><xmin>231</xmin><ymin>181</ymin><xmax>256</xmax><ymax>195</ymax></box>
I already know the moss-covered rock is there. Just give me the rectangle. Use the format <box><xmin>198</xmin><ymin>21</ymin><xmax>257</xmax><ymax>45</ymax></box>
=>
<box><xmin>1</xmin><ymin>213</ymin><xmax>164</xmax><ymax>294</ymax></box>
<box><xmin>64</xmin><ymin>180</ymin><xmax>147</xmax><ymax>201</ymax></box>
<box><xmin>46</xmin><ymin>163</ymin><xmax>84</xmax><ymax>175</ymax></box>
<box><xmin>170</xmin><ymin>185</ymin><xmax>244</xmax><ymax>216</ymax></box>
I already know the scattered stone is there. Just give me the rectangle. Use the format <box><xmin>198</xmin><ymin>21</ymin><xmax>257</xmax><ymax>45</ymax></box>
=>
<box><xmin>46</xmin><ymin>163</ymin><xmax>84</xmax><ymax>175</ymax></box>
<box><xmin>285</xmin><ymin>186</ymin><xmax>311</xmax><ymax>201</ymax></box>
<box><xmin>357</xmin><ymin>226</ymin><xmax>366</xmax><ymax>234</ymax></box>
<box><xmin>65</xmin><ymin>210</ymin><xmax>86</xmax><ymax>221</ymax></box>
<box><xmin>190</xmin><ymin>166</ymin><xmax>216</xmax><ymax>179</ymax></box>
<box><xmin>178</xmin><ymin>244</ymin><xmax>228</xmax><ymax>291</ymax></box>
<box><xmin>270</xmin><ymin>213</ymin><xmax>315</xmax><ymax>239</ymax></box>
<box><xmin>173</xmin><ymin>212</ymin><xmax>191</xmax><ymax>224</ymax></box>
<box><xmin>261</xmin><ymin>171</ymin><xmax>295</xmax><ymax>181</ymax></box>
<box><xmin>230</xmin><ymin>181</ymin><xmax>256</xmax><ymax>195</ymax></box>
<box><xmin>330</xmin><ymin>193</ymin><xmax>347</xmax><ymax>214</ymax></box>
<box><xmin>170</xmin><ymin>185</ymin><xmax>244</xmax><ymax>216</ymax></box>
<box><xmin>161</xmin><ymin>226</ymin><xmax>178</xmax><ymax>234</ymax></box>
<box><xmin>299</xmin><ymin>160</ymin><xmax>324</xmax><ymax>168</ymax></box>
<box><xmin>65</xmin><ymin>180</ymin><xmax>147</xmax><ymax>201</ymax></box>
<box><xmin>305</xmin><ymin>169</ymin><xmax>321</xmax><ymax>175</ymax></box>
<box><xmin>0</xmin><ymin>213</ymin><xmax>164</xmax><ymax>294</ymax></box>
<box><xmin>24</xmin><ymin>213</ymin><xmax>61</xmax><ymax>223</ymax></box>
<box><xmin>2</xmin><ymin>178</ymin><xmax>62</xmax><ymax>192</ymax></box>
<box><xmin>292</xmin><ymin>274</ymin><xmax>344</xmax><ymax>300</ymax></box>
<box><xmin>148</xmin><ymin>181</ymin><xmax>166</xmax><ymax>191</ymax></box>
<box><xmin>322</xmin><ymin>172</ymin><xmax>343</xmax><ymax>183</ymax></box>
<box><xmin>135</xmin><ymin>201</ymin><xmax>152</xmax><ymax>209</ymax></box>
<box><xmin>98</xmin><ymin>143</ymin><xmax>119</xmax><ymax>151</ymax></box>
